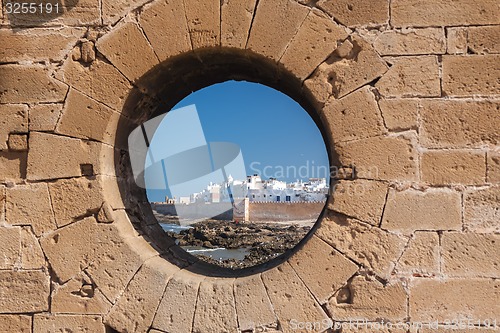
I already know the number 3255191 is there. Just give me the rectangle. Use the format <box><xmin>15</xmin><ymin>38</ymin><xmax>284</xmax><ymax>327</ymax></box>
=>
<box><xmin>5</xmin><ymin>2</ymin><xmax>61</xmax><ymax>14</ymax></box>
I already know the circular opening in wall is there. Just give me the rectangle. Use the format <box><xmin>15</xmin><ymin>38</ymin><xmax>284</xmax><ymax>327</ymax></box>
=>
<box><xmin>130</xmin><ymin>80</ymin><xmax>330</xmax><ymax>269</ymax></box>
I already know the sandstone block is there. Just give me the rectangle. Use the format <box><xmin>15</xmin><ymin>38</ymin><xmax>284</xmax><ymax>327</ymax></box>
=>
<box><xmin>184</xmin><ymin>0</ymin><xmax>221</xmax><ymax>49</ymax></box>
<box><xmin>442</xmin><ymin>232</ymin><xmax>500</xmax><ymax>277</ymax></box>
<box><xmin>420</xmin><ymin>100</ymin><xmax>500</xmax><ymax>148</ymax></box>
<box><xmin>0</xmin><ymin>270</ymin><xmax>50</xmax><ymax>313</ymax></box>
<box><xmin>316</xmin><ymin>215</ymin><xmax>406</xmax><ymax>277</ymax></box>
<box><xmin>33</xmin><ymin>315</ymin><xmax>105</xmax><ymax>333</ymax></box>
<box><xmin>221</xmin><ymin>0</ymin><xmax>257</xmax><ymax>48</ymax></box>
<box><xmin>192</xmin><ymin>278</ymin><xmax>238</xmax><ymax>333</ymax></box>
<box><xmin>0</xmin><ymin>27</ymin><xmax>84</xmax><ymax>62</ymax></box>
<box><xmin>421</xmin><ymin>150</ymin><xmax>486</xmax><ymax>185</ymax></box>
<box><xmin>446</xmin><ymin>27</ymin><xmax>467</xmax><ymax>54</ymax></box>
<box><xmin>330</xmin><ymin>180</ymin><xmax>388</xmax><ymax>226</ymax></box>
<box><xmin>102</xmin><ymin>0</ymin><xmax>150</xmax><ymax>25</ymax></box>
<box><xmin>468</xmin><ymin>26</ymin><xmax>500</xmax><ymax>54</ymax></box>
<box><xmin>410</xmin><ymin>279</ymin><xmax>500</xmax><ymax>321</ymax></box>
<box><xmin>152</xmin><ymin>270</ymin><xmax>204</xmax><ymax>333</ymax></box>
<box><xmin>56</xmin><ymin>89</ymin><xmax>121</xmax><ymax>144</ymax></box>
<box><xmin>234</xmin><ymin>274</ymin><xmax>277</xmax><ymax>332</ymax></box>
<box><xmin>0</xmin><ymin>226</ymin><xmax>20</xmax><ymax>269</ymax></box>
<box><xmin>336</xmin><ymin>134</ymin><xmax>418</xmax><ymax>182</ymax></box>
<box><xmin>0</xmin><ymin>315</ymin><xmax>31</xmax><ymax>333</ymax></box>
<box><xmin>322</xmin><ymin>87</ymin><xmax>385</xmax><ymax>143</ymax></box>
<box><xmin>280</xmin><ymin>9</ymin><xmax>348</xmax><ymax>80</ymax></box>
<box><xmin>51</xmin><ymin>273</ymin><xmax>112</xmax><ymax>314</ymax></box>
<box><xmin>317</xmin><ymin>0</ymin><xmax>389</xmax><ymax>27</ymax></box>
<box><xmin>0</xmin><ymin>104</ymin><xmax>28</xmax><ymax>151</ymax></box>
<box><xmin>397</xmin><ymin>232</ymin><xmax>440</xmax><ymax>275</ymax></box>
<box><xmin>442</xmin><ymin>55</ymin><xmax>500</xmax><ymax>96</ymax></box>
<box><xmin>105</xmin><ymin>257</ymin><xmax>180</xmax><ymax>333</ymax></box>
<box><xmin>0</xmin><ymin>187</ymin><xmax>5</xmax><ymax>222</ymax></box>
<box><xmin>247</xmin><ymin>0</ymin><xmax>309</xmax><ymax>61</ymax></box>
<box><xmin>139</xmin><ymin>0</ymin><xmax>191</xmax><ymax>61</ymax></box>
<box><xmin>57</xmin><ymin>58</ymin><xmax>132</xmax><ymax>111</ymax></box>
<box><xmin>306</xmin><ymin>36</ymin><xmax>388</xmax><ymax>100</ymax></box>
<box><xmin>391</xmin><ymin>0</ymin><xmax>500</xmax><ymax>27</ymax></box>
<box><xmin>420</xmin><ymin>328</ymin><xmax>499</xmax><ymax>333</ymax></box>
<box><xmin>20</xmin><ymin>227</ymin><xmax>46</xmax><ymax>269</ymax></box>
<box><xmin>289</xmin><ymin>235</ymin><xmax>358</xmax><ymax>304</ymax></box>
<box><xmin>0</xmin><ymin>152</ymin><xmax>27</xmax><ymax>182</ymax></box>
<box><xmin>488</xmin><ymin>152</ymin><xmax>500</xmax><ymax>183</ymax></box>
<box><xmin>8</xmin><ymin>134</ymin><xmax>28</xmax><ymax>151</ymax></box>
<box><xmin>0</xmin><ymin>65</ymin><xmax>68</xmax><ymax>103</ymax></box>
<box><xmin>464</xmin><ymin>186</ymin><xmax>500</xmax><ymax>233</ymax></box>
<box><xmin>261</xmin><ymin>263</ymin><xmax>329</xmax><ymax>333</ymax></box>
<box><xmin>376</xmin><ymin>56</ymin><xmax>440</xmax><ymax>97</ymax></box>
<box><xmin>381</xmin><ymin>188</ymin><xmax>462</xmax><ymax>234</ymax></box>
<box><xmin>96</xmin><ymin>22</ymin><xmax>159</xmax><ymax>83</ymax></box>
<box><xmin>378</xmin><ymin>98</ymin><xmax>419</xmax><ymax>131</ymax></box>
<box><xmin>374</xmin><ymin>28</ymin><xmax>445</xmax><ymax>55</ymax></box>
<box><xmin>29</xmin><ymin>104</ymin><xmax>63</xmax><ymax>132</ymax></box>
<box><xmin>327</xmin><ymin>276</ymin><xmax>407</xmax><ymax>321</ymax></box>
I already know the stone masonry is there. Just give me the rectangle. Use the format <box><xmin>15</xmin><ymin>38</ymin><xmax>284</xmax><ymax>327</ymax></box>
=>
<box><xmin>0</xmin><ymin>0</ymin><xmax>499</xmax><ymax>332</ymax></box>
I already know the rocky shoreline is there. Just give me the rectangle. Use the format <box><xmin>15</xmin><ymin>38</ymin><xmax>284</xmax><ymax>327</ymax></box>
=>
<box><xmin>164</xmin><ymin>220</ymin><xmax>311</xmax><ymax>269</ymax></box>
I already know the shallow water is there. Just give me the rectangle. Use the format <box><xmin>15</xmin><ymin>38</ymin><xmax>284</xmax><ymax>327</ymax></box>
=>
<box><xmin>182</xmin><ymin>246</ymin><xmax>251</xmax><ymax>261</ymax></box>
<box><xmin>160</xmin><ymin>223</ymin><xmax>192</xmax><ymax>234</ymax></box>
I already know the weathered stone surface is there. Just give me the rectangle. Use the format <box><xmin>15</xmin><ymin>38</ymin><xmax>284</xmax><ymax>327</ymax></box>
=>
<box><xmin>33</xmin><ymin>314</ymin><xmax>105</xmax><ymax>333</ymax></box>
<box><xmin>464</xmin><ymin>186</ymin><xmax>500</xmax><ymax>233</ymax></box>
<box><xmin>305</xmin><ymin>36</ymin><xmax>388</xmax><ymax>101</ymax></box>
<box><xmin>330</xmin><ymin>180</ymin><xmax>388</xmax><ymax>226</ymax></box>
<box><xmin>0</xmin><ymin>28</ymin><xmax>85</xmax><ymax>62</ymax></box>
<box><xmin>420</xmin><ymin>100</ymin><xmax>500</xmax><ymax>148</ymax></box>
<box><xmin>280</xmin><ymin>9</ymin><xmax>348</xmax><ymax>80</ymax></box>
<box><xmin>247</xmin><ymin>0</ymin><xmax>309</xmax><ymax>61</ymax></box>
<box><xmin>381</xmin><ymin>188</ymin><xmax>462</xmax><ymax>234</ymax></box>
<box><xmin>221</xmin><ymin>0</ymin><xmax>257</xmax><ymax>48</ymax></box>
<box><xmin>57</xmin><ymin>58</ymin><xmax>132</xmax><ymax>111</ymax></box>
<box><xmin>391</xmin><ymin>0</ymin><xmax>500</xmax><ymax>27</ymax></box>
<box><xmin>328</xmin><ymin>276</ymin><xmax>407</xmax><ymax>321</ymax></box>
<box><xmin>378</xmin><ymin>98</ymin><xmax>419</xmax><ymax>131</ymax></box>
<box><xmin>376</xmin><ymin>56</ymin><xmax>440</xmax><ymax>97</ymax></box>
<box><xmin>420</xmin><ymin>328</ymin><xmax>498</xmax><ymax>333</ymax></box>
<box><xmin>261</xmin><ymin>263</ymin><xmax>329</xmax><ymax>333</ymax></box>
<box><xmin>421</xmin><ymin>150</ymin><xmax>486</xmax><ymax>185</ymax></box>
<box><xmin>397</xmin><ymin>232</ymin><xmax>440</xmax><ymax>275</ymax></box>
<box><xmin>8</xmin><ymin>134</ymin><xmax>28</xmax><ymax>152</ymax></box>
<box><xmin>0</xmin><ymin>152</ymin><xmax>26</xmax><ymax>182</ymax></box>
<box><xmin>289</xmin><ymin>235</ymin><xmax>358</xmax><ymax>304</ymax></box>
<box><xmin>374</xmin><ymin>28</ymin><xmax>446</xmax><ymax>55</ymax></box>
<box><xmin>0</xmin><ymin>226</ymin><xmax>20</xmax><ymax>269</ymax></box>
<box><xmin>317</xmin><ymin>0</ymin><xmax>389</xmax><ymax>27</ymax></box>
<box><xmin>140</xmin><ymin>0</ymin><xmax>191</xmax><ymax>61</ymax></box>
<box><xmin>468</xmin><ymin>26</ymin><xmax>500</xmax><ymax>54</ymax></box>
<box><xmin>56</xmin><ymin>89</ymin><xmax>121</xmax><ymax>144</ymax></box>
<box><xmin>0</xmin><ymin>315</ymin><xmax>31</xmax><ymax>333</ymax></box>
<box><xmin>234</xmin><ymin>274</ymin><xmax>277</xmax><ymax>332</ymax></box>
<box><xmin>96</xmin><ymin>22</ymin><xmax>159</xmax><ymax>83</ymax></box>
<box><xmin>20</xmin><ymin>227</ymin><xmax>46</xmax><ymax>269</ymax></box>
<box><xmin>446</xmin><ymin>27</ymin><xmax>467</xmax><ymax>54</ymax></box>
<box><xmin>184</xmin><ymin>0</ymin><xmax>221</xmax><ymax>49</ymax></box>
<box><xmin>106</xmin><ymin>257</ymin><xmax>180</xmax><ymax>333</ymax></box>
<box><xmin>29</xmin><ymin>104</ymin><xmax>63</xmax><ymax>132</ymax></box>
<box><xmin>488</xmin><ymin>152</ymin><xmax>500</xmax><ymax>183</ymax></box>
<box><xmin>336</xmin><ymin>134</ymin><xmax>418</xmax><ymax>181</ymax></box>
<box><xmin>0</xmin><ymin>270</ymin><xmax>50</xmax><ymax>313</ymax></box>
<box><xmin>153</xmin><ymin>270</ymin><xmax>204</xmax><ymax>333</ymax></box>
<box><xmin>316</xmin><ymin>215</ymin><xmax>406</xmax><ymax>277</ymax></box>
<box><xmin>0</xmin><ymin>104</ymin><xmax>28</xmax><ymax>151</ymax></box>
<box><xmin>51</xmin><ymin>273</ymin><xmax>112</xmax><ymax>314</ymax></box>
<box><xmin>442</xmin><ymin>232</ymin><xmax>500</xmax><ymax>277</ymax></box>
<box><xmin>0</xmin><ymin>65</ymin><xmax>67</xmax><ymax>104</ymax></box>
<box><xmin>410</xmin><ymin>279</ymin><xmax>500</xmax><ymax>321</ymax></box>
<box><xmin>102</xmin><ymin>0</ymin><xmax>150</xmax><ymax>25</ymax></box>
<box><xmin>443</xmin><ymin>55</ymin><xmax>500</xmax><ymax>96</ymax></box>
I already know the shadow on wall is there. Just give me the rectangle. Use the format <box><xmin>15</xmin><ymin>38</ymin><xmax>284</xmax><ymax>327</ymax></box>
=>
<box><xmin>114</xmin><ymin>47</ymin><xmax>339</xmax><ymax>277</ymax></box>
<box><xmin>4</xmin><ymin>0</ymin><xmax>80</xmax><ymax>28</ymax></box>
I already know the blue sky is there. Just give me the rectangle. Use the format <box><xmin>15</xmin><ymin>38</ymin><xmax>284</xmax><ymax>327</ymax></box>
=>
<box><xmin>146</xmin><ymin>81</ymin><xmax>329</xmax><ymax>202</ymax></box>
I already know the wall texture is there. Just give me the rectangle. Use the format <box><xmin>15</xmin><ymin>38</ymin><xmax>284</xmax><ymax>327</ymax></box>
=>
<box><xmin>0</xmin><ymin>0</ymin><xmax>499</xmax><ymax>332</ymax></box>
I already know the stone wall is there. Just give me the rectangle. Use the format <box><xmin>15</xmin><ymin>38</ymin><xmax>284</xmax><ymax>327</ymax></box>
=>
<box><xmin>0</xmin><ymin>0</ymin><xmax>499</xmax><ymax>332</ymax></box>
<box><xmin>248</xmin><ymin>202</ymin><xmax>325</xmax><ymax>222</ymax></box>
